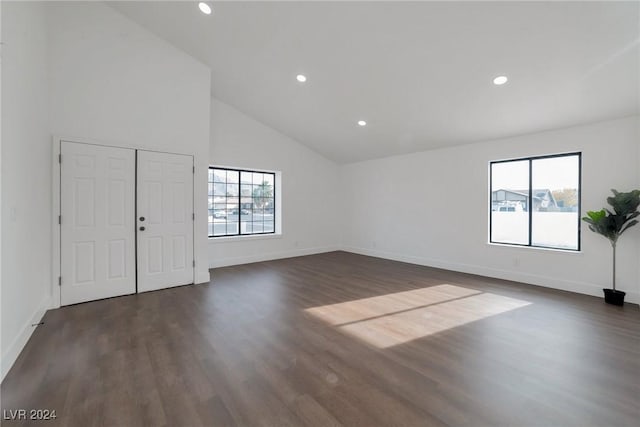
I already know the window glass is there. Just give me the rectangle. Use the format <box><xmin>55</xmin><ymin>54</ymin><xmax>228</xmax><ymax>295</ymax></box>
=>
<box><xmin>490</xmin><ymin>153</ymin><xmax>581</xmax><ymax>250</ymax></box>
<box><xmin>490</xmin><ymin>160</ymin><xmax>530</xmax><ymax>245</ymax></box>
<box><xmin>531</xmin><ymin>156</ymin><xmax>580</xmax><ymax>250</ymax></box>
<box><xmin>209</xmin><ymin>167</ymin><xmax>276</xmax><ymax>237</ymax></box>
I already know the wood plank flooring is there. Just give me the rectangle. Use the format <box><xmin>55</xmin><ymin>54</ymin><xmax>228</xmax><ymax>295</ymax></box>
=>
<box><xmin>2</xmin><ymin>251</ymin><xmax>639</xmax><ymax>427</ymax></box>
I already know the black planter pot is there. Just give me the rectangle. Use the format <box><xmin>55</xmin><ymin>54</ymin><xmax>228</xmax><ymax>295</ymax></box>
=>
<box><xmin>603</xmin><ymin>289</ymin><xmax>626</xmax><ymax>306</ymax></box>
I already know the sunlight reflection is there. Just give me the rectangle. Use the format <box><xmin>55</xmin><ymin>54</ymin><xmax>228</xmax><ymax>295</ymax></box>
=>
<box><xmin>306</xmin><ymin>284</ymin><xmax>482</xmax><ymax>325</ymax></box>
<box><xmin>305</xmin><ymin>285</ymin><xmax>531</xmax><ymax>348</ymax></box>
<box><xmin>580</xmin><ymin>37</ymin><xmax>639</xmax><ymax>81</ymax></box>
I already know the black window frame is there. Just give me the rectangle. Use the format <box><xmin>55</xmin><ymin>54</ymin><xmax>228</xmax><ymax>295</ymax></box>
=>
<box><xmin>208</xmin><ymin>166</ymin><xmax>276</xmax><ymax>238</ymax></box>
<box><xmin>489</xmin><ymin>152</ymin><xmax>582</xmax><ymax>251</ymax></box>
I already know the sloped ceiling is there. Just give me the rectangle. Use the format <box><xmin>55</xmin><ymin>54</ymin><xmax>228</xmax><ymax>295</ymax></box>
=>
<box><xmin>110</xmin><ymin>1</ymin><xmax>639</xmax><ymax>163</ymax></box>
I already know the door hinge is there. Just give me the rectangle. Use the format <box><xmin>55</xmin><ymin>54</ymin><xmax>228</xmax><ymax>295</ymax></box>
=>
<box><xmin>193</xmin><ymin>166</ymin><xmax>195</xmax><ymax>174</ymax></box>
<box><xmin>58</xmin><ymin>215</ymin><xmax>62</xmax><ymax>225</ymax></box>
<box><xmin>58</xmin><ymin>154</ymin><xmax>62</xmax><ymax>164</ymax></box>
<box><xmin>193</xmin><ymin>260</ymin><xmax>196</xmax><ymax>267</ymax></box>
<box><xmin>192</xmin><ymin>213</ymin><xmax>195</xmax><ymax>220</ymax></box>
<box><xmin>58</xmin><ymin>276</ymin><xmax>62</xmax><ymax>287</ymax></box>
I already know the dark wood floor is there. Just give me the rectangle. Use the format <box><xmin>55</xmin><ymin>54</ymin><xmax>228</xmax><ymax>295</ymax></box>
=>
<box><xmin>2</xmin><ymin>251</ymin><xmax>639</xmax><ymax>427</ymax></box>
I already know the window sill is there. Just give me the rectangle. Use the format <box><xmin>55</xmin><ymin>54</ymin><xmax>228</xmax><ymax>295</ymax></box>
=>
<box><xmin>209</xmin><ymin>233</ymin><xmax>283</xmax><ymax>244</ymax></box>
<box><xmin>487</xmin><ymin>242</ymin><xmax>582</xmax><ymax>254</ymax></box>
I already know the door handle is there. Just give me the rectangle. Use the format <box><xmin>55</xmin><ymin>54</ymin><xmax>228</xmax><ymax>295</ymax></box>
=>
<box><xmin>139</xmin><ymin>226</ymin><xmax>145</xmax><ymax>231</ymax></box>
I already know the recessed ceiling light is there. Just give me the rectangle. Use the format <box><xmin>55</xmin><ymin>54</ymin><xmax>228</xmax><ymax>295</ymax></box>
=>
<box><xmin>493</xmin><ymin>75</ymin><xmax>508</xmax><ymax>85</ymax></box>
<box><xmin>296</xmin><ymin>74</ymin><xmax>307</xmax><ymax>83</ymax></box>
<box><xmin>198</xmin><ymin>2</ymin><xmax>212</xmax><ymax>15</ymax></box>
<box><xmin>358</xmin><ymin>120</ymin><xmax>367</xmax><ymax>127</ymax></box>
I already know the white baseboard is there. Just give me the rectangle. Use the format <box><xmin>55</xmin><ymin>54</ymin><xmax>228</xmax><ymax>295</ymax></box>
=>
<box><xmin>342</xmin><ymin>246</ymin><xmax>640</xmax><ymax>305</ymax></box>
<box><xmin>1</xmin><ymin>296</ymin><xmax>50</xmax><ymax>382</ymax></box>
<box><xmin>210</xmin><ymin>245</ymin><xmax>341</xmax><ymax>269</ymax></box>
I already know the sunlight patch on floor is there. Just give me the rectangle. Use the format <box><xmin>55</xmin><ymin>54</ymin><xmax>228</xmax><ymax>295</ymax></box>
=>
<box><xmin>305</xmin><ymin>284</ymin><xmax>482</xmax><ymax>325</ymax></box>
<box><xmin>305</xmin><ymin>285</ymin><xmax>531</xmax><ymax>348</ymax></box>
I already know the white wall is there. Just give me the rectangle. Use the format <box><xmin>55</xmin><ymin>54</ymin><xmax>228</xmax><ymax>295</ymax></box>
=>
<box><xmin>1</xmin><ymin>1</ymin><xmax>212</xmax><ymax>380</ymax></box>
<box><xmin>637</xmin><ymin>118</ymin><xmax>640</xmax><ymax>299</ymax></box>
<box><xmin>0</xmin><ymin>0</ymin><xmax>3</xmax><ymax>381</ymax></box>
<box><xmin>47</xmin><ymin>1</ymin><xmax>212</xmax><ymax>285</ymax></box>
<box><xmin>209</xmin><ymin>99</ymin><xmax>341</xmax><ymax>267</ymax></box>
<box><xmin>1</xmin><ymin>1</ymin><xmax>51</xmax><ymax>379</ymax></box>
<box><xmin>341</xmin><ymin>116</ymin><xmax>640</xmax><ymax>303</ymax></box>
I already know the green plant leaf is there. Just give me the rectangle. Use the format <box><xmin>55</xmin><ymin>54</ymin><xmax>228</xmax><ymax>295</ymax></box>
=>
<box><xmin>625</xmin><ymin>211</ymin><xmax>640</xmax><ymax>221</ymax></box>
<box><xmin>607</xmin><ymin>189</ymin><xmax>640</xmax><ymax>216</ymax></box>
<box><xmin>583</xmin><ymin>209</ymin><xmax>606</xmax><ymax>222</ymax></box>
<box><xmin>584</xmin><ymin>189</ymin><xmax>640</xmax><ymax>242</ymax></box>
<box><xmin>620</xmin><ymin>219</ymin><xmax>639</xmax><ymax>235</ymax></box>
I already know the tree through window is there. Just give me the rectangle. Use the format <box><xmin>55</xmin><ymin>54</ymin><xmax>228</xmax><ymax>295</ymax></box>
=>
<box><xmin>208</xmin><ymin>167</ymin><xmax>276</xmax><ymax>237</ymax></box>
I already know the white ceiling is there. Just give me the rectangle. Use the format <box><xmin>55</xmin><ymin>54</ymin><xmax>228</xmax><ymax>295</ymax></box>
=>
<box><xmin>109</xmin><ymin>1</ymin><xmax>639</xmax><ymax>164</ymax></box>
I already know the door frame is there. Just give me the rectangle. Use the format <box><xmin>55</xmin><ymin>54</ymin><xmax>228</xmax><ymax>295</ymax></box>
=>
<box><xmin>52</xmin><ymin>136</ymin><xmax>196</xmax><ymax>308</ymax></box>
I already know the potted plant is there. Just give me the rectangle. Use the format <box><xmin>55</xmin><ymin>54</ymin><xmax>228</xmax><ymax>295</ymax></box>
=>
<box><xmin>582</xmin><ymin>189</ymin><xmax>640</xmax><ymax>306</ymax></box>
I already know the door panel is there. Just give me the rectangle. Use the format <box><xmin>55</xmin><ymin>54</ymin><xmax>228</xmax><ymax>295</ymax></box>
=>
<box><xmin>137</xmin><ymin>151</ymin><xmax>194</xmax><ymax>292</ymax></box>
<box><xmin>61</xmin><ymin>142</ymin><xmax>136</xmax><ymax>305</ymax></box>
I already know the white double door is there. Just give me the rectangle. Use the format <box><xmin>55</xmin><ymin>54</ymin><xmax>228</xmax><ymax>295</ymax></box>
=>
<box><xmin>60</xmin><ymin>142</ymin><xmax>194</xmax><ymax>305</ymax></box>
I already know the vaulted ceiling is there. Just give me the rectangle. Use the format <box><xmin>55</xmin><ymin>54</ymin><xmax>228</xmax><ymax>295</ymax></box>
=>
<box><xmin>109</xmin><ymin>1</ymin><xmax>639</xmax><ymax>163</ymax></box>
